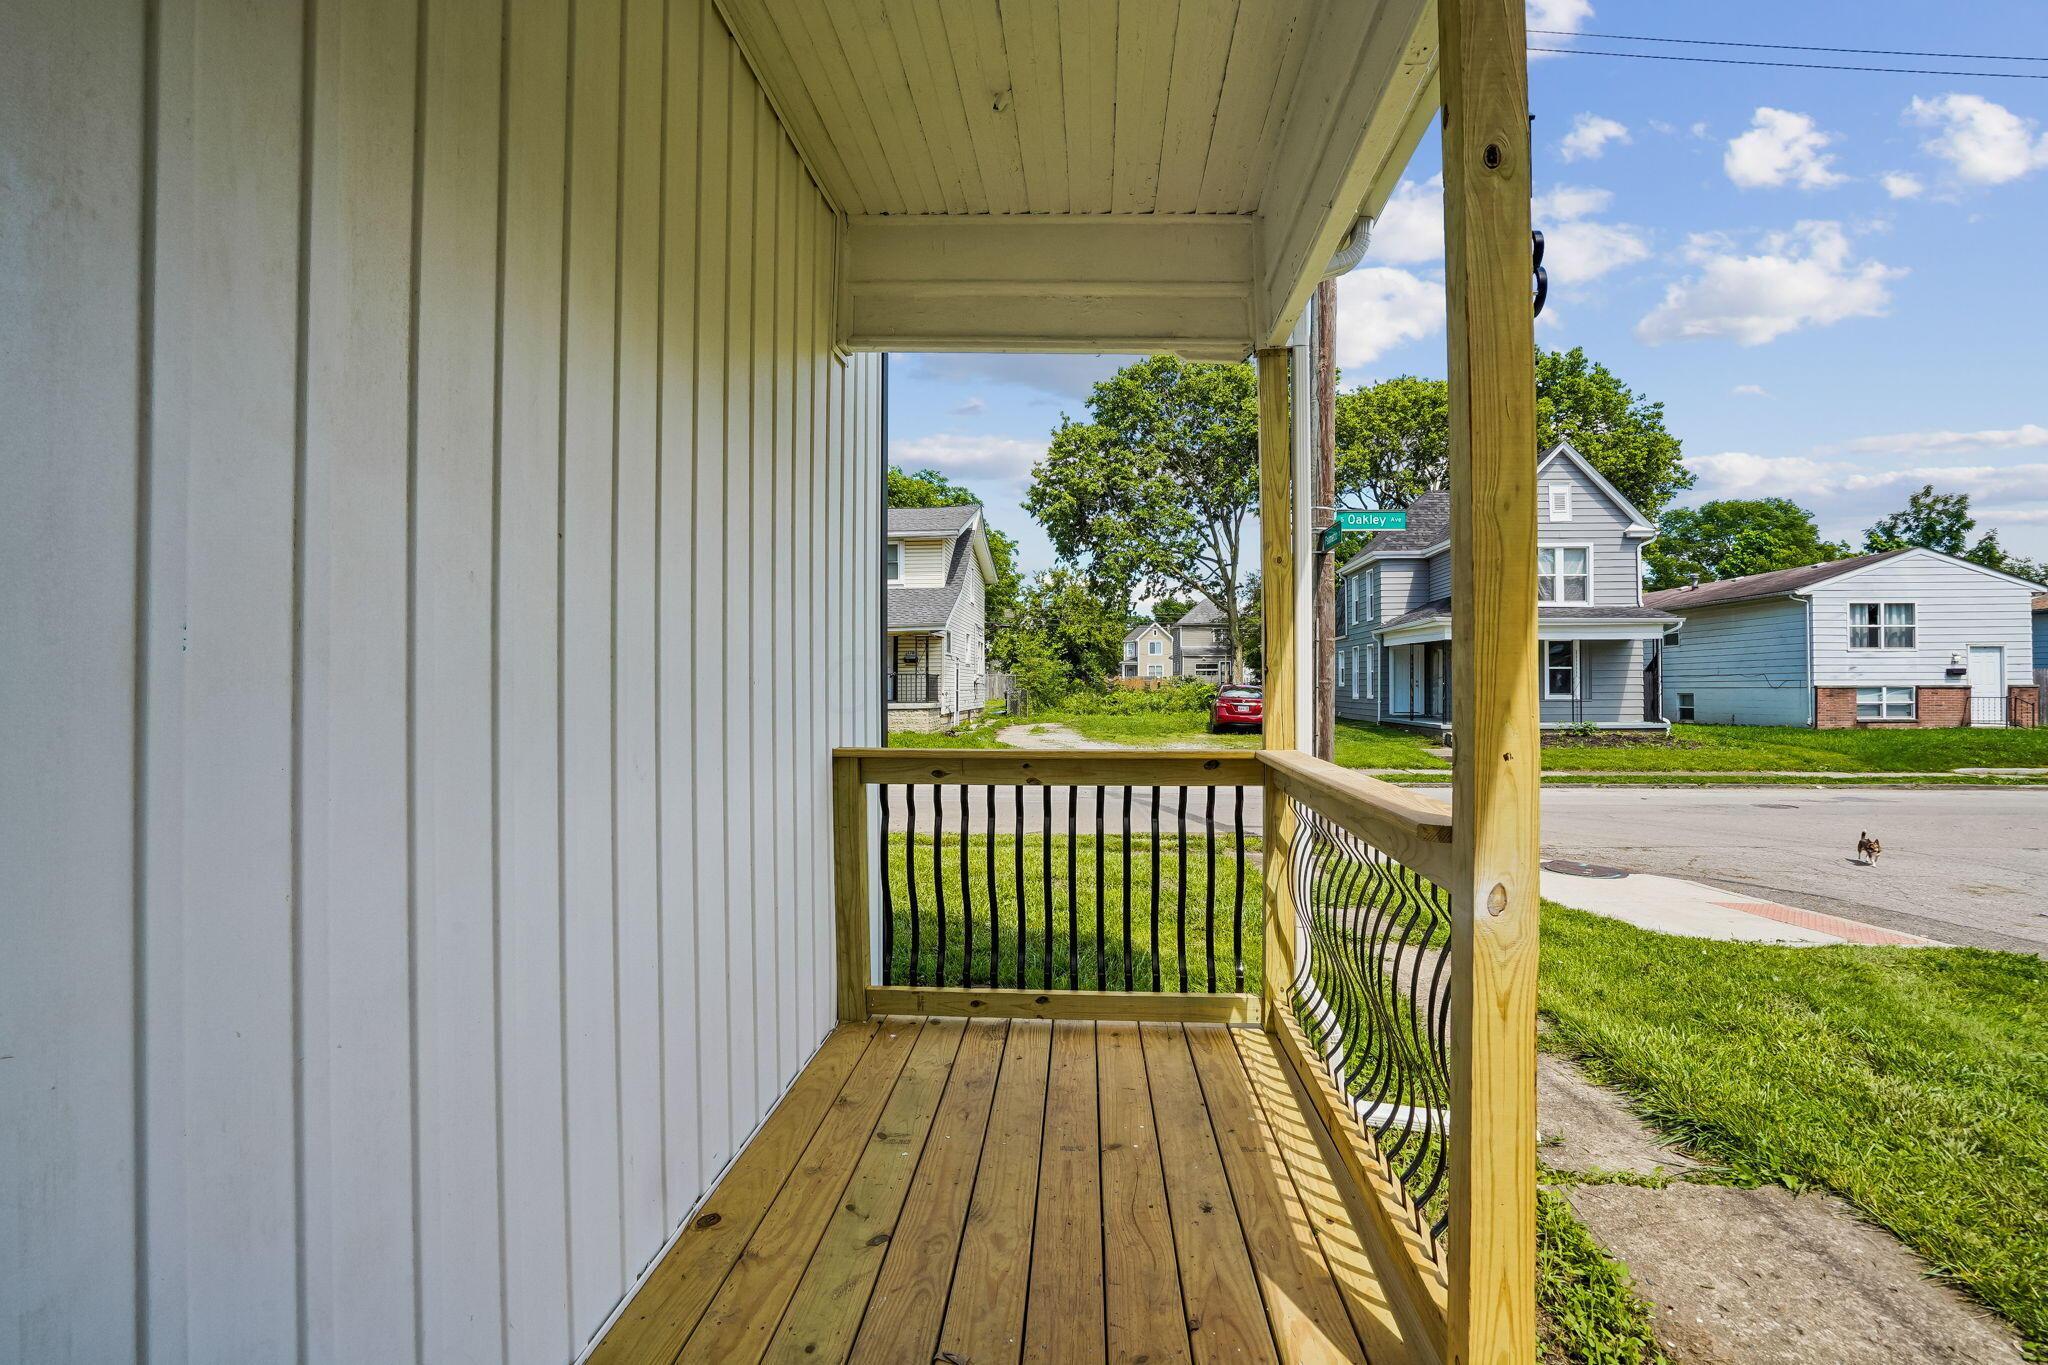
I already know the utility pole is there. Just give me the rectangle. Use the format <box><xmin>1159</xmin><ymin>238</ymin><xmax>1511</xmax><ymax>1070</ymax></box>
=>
<box><xmin>1313</xmin><ymin>277</ymin><xmax>1337</xmax><ymax>761</ymax></box>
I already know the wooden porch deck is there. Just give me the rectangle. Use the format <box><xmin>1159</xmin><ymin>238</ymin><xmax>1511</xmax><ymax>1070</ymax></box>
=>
<box><xmin>593</xmin><ymin>1016</ymin><xmax>1419</xmax><ymax>1364</ymax></box>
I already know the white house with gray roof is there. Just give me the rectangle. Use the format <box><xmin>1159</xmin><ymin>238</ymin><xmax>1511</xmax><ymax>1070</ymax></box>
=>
<box><xmin>1122</xmin><ymin>597</ymin><xmax>1238</xmax><ymax>680</ymax></box>
<box><xmin>886</xmin><ymin>506</ymin><xmax>997</xmax><ymax>731</ymax></box>
<box><xmin>1334</xmin><ymin>442</ymin><xmax>1681</xmax><ymax>734</ymax></box>
<box><xmin>1648</xmin><ymin>549</ymin><xmax>2041</xmax><ymax>728</ymax></box>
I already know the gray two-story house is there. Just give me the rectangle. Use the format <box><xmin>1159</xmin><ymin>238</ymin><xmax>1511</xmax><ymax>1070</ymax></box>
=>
<box><xmin>1334</xmin><ymin>441</ymin><xmax>1680</xmax><ymax>734</ymax></box>
<box><xmin>1121</xmin><ymin>598</ymin><xmax>1237</xmax><ymax>681</ymax></box>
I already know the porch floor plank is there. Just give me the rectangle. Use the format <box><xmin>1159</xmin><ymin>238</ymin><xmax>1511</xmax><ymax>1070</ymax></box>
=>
<box><xmin>599</xmin><ymin>1017</ymin><xmax>1412</xmax><ymax>1365</ymax></box>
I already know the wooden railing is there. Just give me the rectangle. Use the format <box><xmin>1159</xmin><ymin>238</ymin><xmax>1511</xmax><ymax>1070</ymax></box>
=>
<box><xmin>831</xmin><ymin>744</ymin><xmax>1530</xmax><ymax>1365</ymax></box>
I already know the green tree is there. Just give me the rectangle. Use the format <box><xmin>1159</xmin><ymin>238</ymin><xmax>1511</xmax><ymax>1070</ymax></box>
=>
<box><xmin>1235</xmin><ymin>574</ymin><xmax>1264</xmax><ymax>679</ymax></box>
<box><xmin>1535</xmin><ymin>347</ymin><xmax>1691</xmax><ymax>517</ymax></box>
<box><xmin>1012</xmin><ymin>566</ymin><xmax>1131</xmax><ymax>687</ymax></box>
<box><xmin>1026</xmin><ymin>356</ymin><xmax>1260</xmax><ymax>679</ymax></box>
<box><xmin>1332</xmin><ymin>348</ymin><xmax>1692</xmax><ymax>520</ymax></box>
<box><xmin>1863</xmin><ymin>484</ymin><xmax>1975</xmax><ymax>556</ymax></box>
<box><xmin>887</xmin><ymin>464</ymin><xmax>1025</xmax><ymax>664</ymax></box>
<box><xmin>1151</xmin><ymin>597</ymin><xmax>1192</xmax><ymax>627</ymax></box>
<box><xmin>1643</xmin><ymin>499</ymin><xmax>1848</xmax><ymax>591</ymax></box>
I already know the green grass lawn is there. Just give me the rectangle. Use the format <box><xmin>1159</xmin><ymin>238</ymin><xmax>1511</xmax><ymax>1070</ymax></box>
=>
<box><xmin>1540</xmin><ymin>903</ymin><xmax>2048</xmax><ymax>1354</ymax></box>
<box><xmin>881</xmin><ymin>832</ymin><xmax>1264</xmax><ymax>994</ymax></box>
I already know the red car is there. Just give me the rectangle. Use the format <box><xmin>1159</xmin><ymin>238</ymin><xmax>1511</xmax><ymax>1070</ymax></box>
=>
<box><xmin>1211</xmin><ymin>685</ymin><xmax>1264</xmax><ymax>733</ymax></box>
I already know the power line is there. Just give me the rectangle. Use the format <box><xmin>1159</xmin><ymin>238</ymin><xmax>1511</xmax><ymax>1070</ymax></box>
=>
<box><xmin>1526</xmin><ymin>45</ymin><xmax>2048</xmax><ymax>80</ymax></box>
<box><xmin>1528</xmin><ymin>29</ymin><xmax>2048</xmax><ymax>63</ymax></box>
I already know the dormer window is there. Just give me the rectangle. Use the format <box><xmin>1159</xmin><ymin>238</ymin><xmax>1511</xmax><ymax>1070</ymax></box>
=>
<box><xmin>1547</xmin><ymin>486</ymin><xmax>1572</xmax><ymax>522</ymax></box>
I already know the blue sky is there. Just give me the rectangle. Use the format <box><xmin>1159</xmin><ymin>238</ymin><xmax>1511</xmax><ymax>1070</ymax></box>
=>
<box><xmin>888</xmin><ymin>0</ymin><xmax>2048</xmax><ymax>577</ymax></box>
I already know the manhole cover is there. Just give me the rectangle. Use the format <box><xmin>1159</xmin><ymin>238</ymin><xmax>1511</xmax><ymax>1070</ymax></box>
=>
<box><xmin>1541</xmin><ymin>859</ymin><xmax>1629</xmax><ymax>879</ymax></box>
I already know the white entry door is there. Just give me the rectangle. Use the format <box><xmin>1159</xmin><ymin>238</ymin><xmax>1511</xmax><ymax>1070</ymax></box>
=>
<box><xmin>1969</xmin><ymin>645</ymin><xmax>2006</xmax><ymax>726</ymax></box>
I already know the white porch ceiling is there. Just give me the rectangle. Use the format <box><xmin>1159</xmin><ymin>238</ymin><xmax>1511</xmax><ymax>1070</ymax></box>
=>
<box><xmin>717</xmin><ymin>0</ymin><xmax>1438</xmax><ymax>356</ymax></box>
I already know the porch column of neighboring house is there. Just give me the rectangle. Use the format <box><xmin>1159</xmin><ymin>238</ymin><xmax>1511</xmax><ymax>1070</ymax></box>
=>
<box><xmin>1442</xmin><ymin>0</ymin><xmax>1542</xmax><ymax>1355</ymax></box>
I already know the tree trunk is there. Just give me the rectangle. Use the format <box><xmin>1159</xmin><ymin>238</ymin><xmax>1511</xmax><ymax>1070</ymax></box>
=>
<box><xmin>1314</xmin><ymin>278</ymin><xmax>1338</xmax><ymax>760</ymax></box>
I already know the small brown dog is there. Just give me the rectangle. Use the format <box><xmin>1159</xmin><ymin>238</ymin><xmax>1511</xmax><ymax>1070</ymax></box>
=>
<box><xmin>1857</xmin><ymin>831</ymin><xmax>1882</xmax><ymax>865</ymax></box>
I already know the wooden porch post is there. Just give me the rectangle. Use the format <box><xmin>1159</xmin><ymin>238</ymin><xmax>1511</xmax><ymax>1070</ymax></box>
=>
<box><xmin>1440</xmin><ymin>0</ymin><xmax>1540</xmax><ymax>1360</ymax></box>
<box><xmin>1257</xmin><ymin>347</ymin><xmax>1297</xmax><ymax>1030</ymax></box>
<box><xmin>831</xmin><ymin>754</ymin><xmax>871</xmax><ymax>1021</ymax></box>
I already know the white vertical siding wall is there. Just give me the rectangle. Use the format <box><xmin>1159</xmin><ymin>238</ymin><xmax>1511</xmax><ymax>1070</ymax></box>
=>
<box><xmin>1807</xmin><ymin>555</ymin><xmax>2035</xmax><ymax>688</ymax></box>
<box><xmin>0</xmin><ymin>1</ymin><xmax>884</xmax><ymax>1360</ymax></box>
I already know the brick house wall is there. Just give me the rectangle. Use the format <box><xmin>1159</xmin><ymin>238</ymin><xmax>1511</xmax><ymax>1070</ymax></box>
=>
<box><xmin>2012</xmin><ymin>685</ymin><xmax>2042</xmax><ymax>729</ymax></box>
<box><xmin>1813</xmin><ymin>685</ymin><xmax>1969</xmax><ymax>729</ymax></box>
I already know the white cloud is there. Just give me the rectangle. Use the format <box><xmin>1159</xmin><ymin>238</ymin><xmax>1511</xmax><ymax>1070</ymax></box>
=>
<box><xmin>1532</xmin><ymin>185</ymin><xmax>1649</xmax><ymax>284</ymax></box>
<box><xmin>1906</xmin><ymin>94</ymin><xmax>2048</xmax><ymax>185</ymax></box>
<box><xmin>888</xmin><ymin>432</ymin><xmax>1043</xmax><ymax>481</ymax></box>
<box><xmin>1819</xmin><ymin>423</ymin><xmax>2048</xmax><ymax>457</ymax></box>
<box><xmin>1526</xmin><ymin>0</ymin><xmax>1592</xmax><ymax>56</ymax></box>
<box><xmin>949</xmin><ymin>396</ymin><xmax>986</xmax><ymax>417</ymax></box>
<box><xmin>1689</xmin><ymin>121</ymin><xmax>1711</xmax><ymax>140</ymax></box>
<box><xmin>1635</xmin><ymin>221</ymin><xmax>1904</xmax><ymax>346</ymax></box>
<box><xmin>1692</xmin><ymin>451</ymin><xmax>2048</xmax><ymax>508</ymax></box>
<box><xmin>1880</xmin><ymin>171</ymin><xmax>1924</xmax><ymax>200</ymax></box>
<box><xmin>1724</xmin><ymin>108</ymin><xmax>1847</xmax><ymax>190</ymax></box>
<box><xmin>1560</xmin><ymin>114</ymin><xmax>1630</xmax><ymax>162</ymax></box>
<box><xmin>1333</xmin><ymin>266</ymin><xmax>1446</xmax><ymax>367</ymax></box>
<box><xmin>1369</xmin><ymin>176</ymin><xmax>1444</xmax><ymax>265</ymax></box>
<box><xmin>1731</xmin><ymin>384</ymin><xmax>1770</xmax><ymax>397</ymax></box>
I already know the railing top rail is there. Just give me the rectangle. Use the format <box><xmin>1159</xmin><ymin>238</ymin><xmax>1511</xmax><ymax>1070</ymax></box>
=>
<box><xmin>839</xmin><ymin>747</ymin><xmax>1262</xmax><ymax>788</ymax></box>
<box><xmin>1259</xmin><ymin>750</ymin><xmax>1454</xmax><ymax>887</ymax></box>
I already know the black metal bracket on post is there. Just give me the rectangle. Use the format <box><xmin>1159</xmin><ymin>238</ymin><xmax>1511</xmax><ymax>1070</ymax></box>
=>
<box><xmin>1531</xmin><ymin>229</ymin><xmax>1548</xmax><ymax>318</ymax></box>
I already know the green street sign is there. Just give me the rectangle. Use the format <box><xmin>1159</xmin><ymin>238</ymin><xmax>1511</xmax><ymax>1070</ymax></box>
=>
<box><xmin>1334</xmin><ymin>509</ymin><xmax>1407</xmax><ymax>532</ymax></box>
<box><xmin>1317</xmin><ymin>525</ymin><xmax>1343</xmax><ymax>552</ymax></box>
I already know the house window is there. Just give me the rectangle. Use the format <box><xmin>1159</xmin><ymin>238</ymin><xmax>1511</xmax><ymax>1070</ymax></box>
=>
<box><xmin>1345</xmin><ymin>576</ymin><xmax>1357</xmax><ymax>628</ymax></box>
<box><xmin>1148</xmin><ymin>639</ymin><xmax>1162</xmax><ymax>655</ymax></box>
<box><xmin>1856</xmin><ymin>685</ymin><xmax>1916</xmax><ymax>720</ymax></box>
<box><xmin>1537</xmin><ymin>546</ymin><xmax>1590</xmax><ymax>603</ymax></box>
<box><xmin>1365</xmin><ymin>647</ymin><xmax>1377</xmax><ymax>700</ymax></box>
<box><xmin>1543</xmin><ymin>640</ymin><xmax>1578</xmax><ymax>699</ymax></box>
<box><xmin>1368</xmin><ymin>570</ymin><xmax>1380</xmax><ymax>622</ymax></box>
<box><xmin>885</xmin><ymin>542</ymin><xmax>901</xmax><ymax>582</ymax></box>
<box><xmin>1676</xmin><ymin>691</ymin><xmax>1695</xmax><ymax>722</ymax></box>
<box><xmin>1125</xmin><ymin>642</ymin><xmax>1137</xmax><ymax>660</ymax></box>
<box><xmin>1548</xmin><ymin>485</ymin><xmax>1573</xmax><ymax>522</ymax></box>
<box><xmin>1336</xmin><ymin>649</ymin><xmax>1348</xmax><ymax>687</ymax></box>
<box><xmin>1848</xmin><ymin>602</ymin><xmax>1915</xmax><ymax>650</ymax></box>
<box><xmin>1146</xmin><ymin>664</ymin><xmax>1164</xmax><ymax>678</ymax></box>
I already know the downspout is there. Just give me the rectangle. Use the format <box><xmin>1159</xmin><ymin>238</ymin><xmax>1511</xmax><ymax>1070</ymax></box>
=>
<box><xmin>1322</xmin><ymin>215</ymin><xmax>1373</xmax><ymax>279</ymax></box>
<box><xmin>878</xmin><ymin>354</ymin><xmax>890</xmax><ymax>743</ymax></box>
<box><xmin>1804</xmin><ymin>594</ymin><xmax>1817</xmax><ymax>727</ymax></box>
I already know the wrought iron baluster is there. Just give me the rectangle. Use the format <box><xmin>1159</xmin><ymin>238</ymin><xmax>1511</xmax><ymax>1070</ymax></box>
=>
<box><xmin>1041</xmin><ymin>784</ymin><xmax>1053</xmax><ymax>990</ymax></box>
<box><xmin>1233</xmin><ymin>787</ymin><xmax>1246</xmax><ymax>992</ymax></box>
<box><xmin>1175</xmin><ymin>787</ymin><xmax>1188</xmax><ymax>992</ymax></box>
<box><xmin>1013</xmin><ymin>786</ymin><xmax>1026</xmax><ymax>988</ymax></box>
<box><xmin>986</xmin><ymin>784</ymin><xmax>998</xmax><ymax>988</ymax></box>
<box><xmin>905</xmin><ymin>784</ymin><xmax>921</xmax><ymax>987</ymax></box>
<box><xmin>1095</xmin><ymin>786</ymin><xmax>1106</xmax><ymax>991</ymax></box>
<box><xmin>1149</xmin><ymin>787</ymin><xmax>1162</xmax><ymax>991</ymax></box>
<box><xmin>959</xmin><ymin>784</ymin><xmax>972</xmax><ymax>988</ymax></box>
<box><xmin>933</xmin><ymin>783</ymin><xmax>947</xmax><ymax>988</ymax></box>
<box><xmin>1066</xmin><ymin>785</ymin><xmax>1078</xmax><ymax>990</ymax></box>
<box><xmin>879</xmin><ymin>784</ymin><xmax>895</xmax><ymax>985</ymax></box>
<box><xmin>1121</xmin><ymin>786</ymin><xmax>1134</xmax><ymax>991</ymax></box>
<box><xmin>1204</xmin><ymin>786</ymin><xmax>1217</xmax><ymax>992</ymax></box>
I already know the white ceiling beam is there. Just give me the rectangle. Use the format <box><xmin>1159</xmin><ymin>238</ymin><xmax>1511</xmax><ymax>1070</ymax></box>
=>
<box><xmin>1252</xmin><ymin>0</ymin><xmax>1438</xmax><ymax>349</ymax></box>
<box><xmin>842</xmin><ymin>215</ymin><xmax>1257</xmax><ymax>360</ymax></box>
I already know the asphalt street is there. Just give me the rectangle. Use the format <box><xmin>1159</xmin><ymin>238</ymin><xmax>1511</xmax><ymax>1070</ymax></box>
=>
<box><xmin>881</xmin><ymin>781</ymin><xmax>2048</xmax><ymax>954</ymax></box>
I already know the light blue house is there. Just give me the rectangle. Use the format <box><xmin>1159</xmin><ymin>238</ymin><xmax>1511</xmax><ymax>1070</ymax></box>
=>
<box><xmin>1647</xmin><ymin>549</ymin><xmax>2042</xmax><ymax>728</ymax></box>
<box><xmin>1333</xmin><ymin>442</ymin><xmax>1681</xmax><ymax>734</ymax></box>
<box><xmin>2032</xmin><ymin>593</ymin><xmax>2047</xmax><ymax>713</ymax></box>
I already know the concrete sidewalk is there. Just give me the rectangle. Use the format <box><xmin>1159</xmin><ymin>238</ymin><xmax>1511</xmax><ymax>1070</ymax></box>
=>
<box><xmin>1539</xmin><ymin>866</ymin><xmax>1938</xmax><ymax>947</ymax></box>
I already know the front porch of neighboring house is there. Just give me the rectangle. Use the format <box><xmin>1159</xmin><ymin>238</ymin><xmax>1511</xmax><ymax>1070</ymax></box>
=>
<box><xmin>1377</xmin><ymin>624</ymin><xmax>1674</xmax><ymax>737</ymax></box>
<box><xmin>10</xmin><ymin>0</ymin><xmax>1552</xmax><ymax>1361</ymax></box>
<box><xmin>887</xmin><ymin>630</ymin><xmax>983</xmax><ymax>731</ymax></box>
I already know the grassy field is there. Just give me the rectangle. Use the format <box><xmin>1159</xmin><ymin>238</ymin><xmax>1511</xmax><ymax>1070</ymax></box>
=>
<box><xmin>1537</xmin><ymin>1188</ymin><xmax>1670</xmax><ymax>1365</ymax></box>
<box><xmin>881</xmin><ymin>832</ymin><xmax>1265</xmax><ymax>994</ymax></box>
<box><xmin>1540</xmin><ymin>903</ymin><xmax>2048</xmax><ymax>1354</ymax></box>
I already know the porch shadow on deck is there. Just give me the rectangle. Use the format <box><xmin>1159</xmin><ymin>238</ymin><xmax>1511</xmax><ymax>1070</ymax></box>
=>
<box><xmin>592</xmin><ymin>1016</ymin><xmax>1419</xmax><ymax>1364</ymax></box>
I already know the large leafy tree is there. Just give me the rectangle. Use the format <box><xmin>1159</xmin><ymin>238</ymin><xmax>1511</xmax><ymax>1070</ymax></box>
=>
<box><xmin>1332</xmin><ymin>346</ymin><xmax>1692</xmax><ymax>520</ymax></box>
<box><xmin>887</xmin><ymin>464</ymin><xmax>1025</xmax><ymax>664</ymax></box>
<box><xmin>1011</xmin><ymin>566</ymin><xmax>1131</xmax><ymax>686</ymax></box>
<box><xmin>1864</xmin><ymin>484</ymin><xmax>2047</xmax><ymax>584</ymax></box>
<box><xmin>1644</xmin><ymin>499</ymin><xmax>1848</xmax><ymax>591</ymax></box>
<box><xmin>1025</xmin><ymin>356</ymin><xmax>1260</xmax><ymax>679</ymax></box>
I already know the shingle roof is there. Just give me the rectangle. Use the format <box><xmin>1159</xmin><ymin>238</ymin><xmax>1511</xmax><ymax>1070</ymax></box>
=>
<box><xmin>1351</xmin><ymin>490</ymin><xmax>1449</xmax><ymax>558</ymax></box>
<box><xmin>886</xmin><ymin>504</ymin><xmax>980</xmax><ymax>535</ymax></box>
<box><xmin>1379</xmin><ymin>598</ymin><xmax>1679</xmax><ymax>630</ymax></box>
<box><xmin>1177</xmin><ymin>597</ymin><xmax>1226</xmax><ymax>626</ymax></box>
<box><xmin>1643</xmin><ymin>550</ymin><xmax>1908</xmax><ymax>611</ymax></box>
<box><xmin>887</xmin><ymin>583</ymin><xmax>962</xmax><ymax>630</ymax></box>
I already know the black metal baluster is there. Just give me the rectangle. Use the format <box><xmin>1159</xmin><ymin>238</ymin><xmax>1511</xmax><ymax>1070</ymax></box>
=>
<box><xmin>986</xmin><ymin>784</ymin><xmax>999</xmax><ymax>987</ymax></box>
<box><xmin>1175</xmin><ymin>786</ymin><xmax>1188</xmax><ymax>992</ymax></box>
<box><xmin>1233</xmin><ymin>786</ymin><xmax>1246</xmax><ymax>992</ymax></box>
<box><xmin>933</xmin><ymin>783</ymin><xmax>947</xmax><ymax>987</ymax></box>
<box><xmin>1149</xmin><ymin>787</ymin><xmax>1161</xmax><ymax>991</ymax></box>
<box><xmin>1121</xmin><ymin>786</ymin><xmax>1133</xmax><ymax>990</ymax></box>
<box><xmin>879</xmin><ymin>784</ymin><xmax>895</xmax><ymax>985</ymax></box>
<box><xmin>1066</xmin><ymin>785</ymin><xmax>1078</xmax><ymax>989</ymax></box>
<box><xmin>960</xmin><ymin>784</ymin><xmax>972</xmax><ymax>987</ymax></box>
<box><xmin>1013</xmin><ymin>786</ymin><xmax>1026</xmax><ymax>988</ymax></box>
<box><xmin>1095</xmin><ymin>786</ymin><xmax>1106</xmax><ymax>991</ymax></box>
<box><xmin>1041</xmin><ymin>784</ymin><xmax>1053</xmax><ymax>990</ymax></box>
<box><xmin>1205</xmin><ymin>786</ymin><xmax>1217</xmax><ymax>992</ymax></box>
<box><xmin>905</xmin><ymin>784</ymin><xmax>921</xmax><ymax>986</ymax></box>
